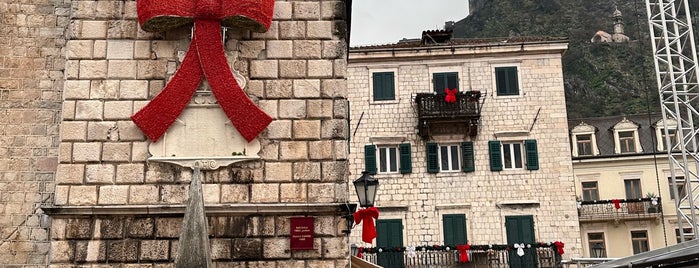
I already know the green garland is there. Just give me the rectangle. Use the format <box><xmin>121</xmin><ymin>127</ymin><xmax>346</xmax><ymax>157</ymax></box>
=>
<box><xmin>360</xmin><ymin>242</ymin><xmax>559</xmax><ymax>254</ymax></box>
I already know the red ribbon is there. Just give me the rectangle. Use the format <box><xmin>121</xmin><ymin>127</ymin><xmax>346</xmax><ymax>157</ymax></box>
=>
<box><xmin>444</xmin><ymin>88</ymin><xmax>457</xmax><ymax>103</ymax></box>
<box><xmin>357</xmin><ymin>247</ymin><xmax>363</xmax><ymax>258</ymax></box>
<box><xmin>612</xmin><ymin>199</ymin><xmax>621</xmax><ymax>209</ymax></box>
<box><xmin>457</xmin><ymin>244</ymin><xmax>470</xmax><ymax>263</ymax></box>
<box><xmin>133</xmin><ymin>0</ymin><xmax>274</xmax><ymax>142</ymax></box>
<box><xmin>353</xmin><ymin>207</ymin><xmax>380</xmax><ymax>244</ymax></box>
<box><xmin>554</xmin><ymin>241</ymin><xmax>565</xmax><ymax>255</ymax></box>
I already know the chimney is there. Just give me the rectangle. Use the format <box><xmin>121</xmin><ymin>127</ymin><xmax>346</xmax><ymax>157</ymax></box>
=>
<box><xmin>444</xmin><ymin>21</ymin><xmax>455</xmax><ymax>31</ymax></box>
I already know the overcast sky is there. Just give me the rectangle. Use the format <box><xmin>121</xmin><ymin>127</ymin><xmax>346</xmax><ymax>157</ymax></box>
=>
<box><xmin>350</xmin><ymin>0</ymin><xmax>470</xmax><ymax>46</ymax></box>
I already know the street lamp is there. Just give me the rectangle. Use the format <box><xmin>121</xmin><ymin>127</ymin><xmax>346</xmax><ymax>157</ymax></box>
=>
<box><xmin>592</xmin><ymin>243</ymin><xmax>605</xmax><ymax>258</ymax></box>
<box><xmin>353</xmin><ymin>171</ymin><xmax>379</xmax><ymax>207</ymax></box>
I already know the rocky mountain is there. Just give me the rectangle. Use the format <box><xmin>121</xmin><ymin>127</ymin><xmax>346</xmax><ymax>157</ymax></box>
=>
<box><xmin>453</xmin><ymin>0</ymin><xmax>699</xmax><ymax>119</ymax></box>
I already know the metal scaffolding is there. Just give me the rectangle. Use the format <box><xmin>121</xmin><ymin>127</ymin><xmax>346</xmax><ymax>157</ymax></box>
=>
<box><xmin>645</xmin><ymin>0</ymin><xmax>699</xmax><ymax>241</ymax></box>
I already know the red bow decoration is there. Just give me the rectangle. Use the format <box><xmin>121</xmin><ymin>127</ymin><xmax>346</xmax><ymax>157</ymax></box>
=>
<box><xmin>444</xmin><ymin>88</ymin><xmax>457</xmax><ymax>103</ymax></box>
<box><xmin>353</xmin><ymin>207</ymin><xmax>380</xmax><ymax>243</ymax></box>
<box><xmin>357</xmin><ymin>247</ymin><xmax>363</xmax><ymax>258</ymax></box>
<box><xmin>612</xmin><ymin>199</ymin><xmax>621</xmax><ymax>209</ymax></box>
<box><xmin>457</xmin><ymin>244</ymin><xmax>470</xmax><ymax>263</ymax></box>
<box><xmin>554</xmin><ymin>241</ymin><xmax>565</xmax><ymax>255</ymax></box>
<box><xmin>132</xmin><ymin>0</ymin><xmax>274</xmax><ymax>142</ymax></box>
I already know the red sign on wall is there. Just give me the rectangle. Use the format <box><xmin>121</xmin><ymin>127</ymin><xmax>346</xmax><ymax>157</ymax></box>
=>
<box><xmin>290</xmin><ymin>217</ymin><xmax>315</xmax><ymax>250</ymax></box>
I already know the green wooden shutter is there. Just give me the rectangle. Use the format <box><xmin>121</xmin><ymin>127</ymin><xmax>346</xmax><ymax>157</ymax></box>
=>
<box><xmin>364</xmin><ymin>144</ymin><xmax>377</xmax><ymax>174</ymax></box>
<box><xmin>426</xmin><ymin>142</ymin><xmax>439</xmax><ymax>173</ymax></box>
<box><xmin>443</xmin><ymin>214</ymin><xmax>467</xmax><ymax>246</ymax></box>
<box><xmin>488</xmin><ymin>141</ymin><xmax>503</xmax><ymax>171</ymax></box>
<box><xmin>399</xmin><ymin>143</ymin><xmax>412</xmax><ymax>174</ymax></box>
<box><xmin>461</xmin><ymin>141</ymin><xmax>475</xmax><ymax>172</ymax></box>
<box><xmin>525</xmin><ymin>139</ymin><xmax>539</xmax><ymax>170</ymax></box>
<box><xmin>372</xmin><ymin>72</ymin><xmax>395</xmax><ymax>101</ymax></box>
<box><xmin>433</xmin><ymin>73</ymin><xmax>446</xmax><ymax>93</ymax></box>
<box><xmin>446</xmin><ymin>72</ymin><xmax>459</xmax><ymax>90</ymax></box>
<box><xmin>506</xmin><ymin>67</ymin><xmax>519</xmax><ymax>95</ymax></box>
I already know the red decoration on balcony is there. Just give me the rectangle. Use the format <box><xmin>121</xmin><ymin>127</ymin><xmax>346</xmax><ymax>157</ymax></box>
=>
<box><xmin>612</xmin><ymin>199</ymin><xmax>621</xmax><ymax>209</ymax></box>
<box><xmin>357</xmin><ymin>247</ymin><xmax>363</xmax><ymax>258</ymax></box>
<box><xmin>132</xmin><ymin>0</ymin><xmax>274</xmax><ymax>142</ymax></box>
<box><xmin>554</xmin><ymin>241</ymin><xmax>565</xmax><ymax>255</ymax></box>
<box><xmin>457</xmin><ymin>244</ymin><xmax>470</xmax><ymax>263</ymax></box>
<box><xmin>353</xmin><ymin>207</ymin><xmax>380</xmax><ymax>243</ymax></box>
<box><xmin>444</xmin><ymin>88</ymin><xmax>457</xmax><ymax>103</ymax></box>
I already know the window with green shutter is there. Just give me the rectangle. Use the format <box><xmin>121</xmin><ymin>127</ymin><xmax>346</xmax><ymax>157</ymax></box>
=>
<box><xmin>364</xmin><ymin>144</ymin><xmax>377</xmax><ymax>174</ymax></box>
<box><xmin>524</xmin><ymin>139</ymin><xmax>539</xmax><ymax>170</ymax></box>
<box><xmin>495</xmin><ymin>67</ymin><xmax>519</xmax><ymax>96</ymax></box>
<box><xmin>443</xmin><ymin>214</ymin><xmax>467</xmax><ymax>246</ymax></box>
<box><xmin>433</xmin><ymin>72</ymin><xmax>459</xmax><ymax>93</ymax></box>
<box><xmin>399</xmin><ymin>143</ymin><xmax>412</xmax><ymax>174</ymax></box>
<box><xmin>372</xmin><ymin>72</ymin><xmax>395</xmax><ymax>101</ymax></box>
<box><xmin>461</xmin><ymin>141</ymin><xmax>475</xmax><ymax>172</ymax></box>
<box><xmin>489</xmin><ymin>141</ymin><xmax>503</xmax><ymax>171</ymax></box>
<box><xmin>426</xmin><ymin>142</ymin><xmax>439</xmax><ymax>173</ymax></box>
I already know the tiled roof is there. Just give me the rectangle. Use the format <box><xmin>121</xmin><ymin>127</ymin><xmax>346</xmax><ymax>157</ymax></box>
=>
<box><xmin>568</xmin><ymin>114</ymin><xmax>665</xmax><ymax>158</ymax></box>
<box><xmin>351</xmin><ymin>36</ymin><xmax>568</xmax><ymax>50</ymax></box>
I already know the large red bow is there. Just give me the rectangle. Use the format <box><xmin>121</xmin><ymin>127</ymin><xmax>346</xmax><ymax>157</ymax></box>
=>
<box><xmin>612</xmin><ymin>199</ymin><xmax>621</xmax><ymax>209</ymax></box>
<box><xmin>444</xmin><ymin>88</ymin><xmax>457</xmax><ymax>103</ymax></box>
<box><xmin>554</xmin><ymin>241</ymin><xmax>565</xmax><ymax>255</ymax></box>
<box><xmin>132</xmin><ymin>0</ymin><xmax>274</xmax><ymax>142</ymax></box>
<box><xmin>353</xmin><ymin>207</ymin><xmax>379</xmax><ymax>244</ymax></box>
<box><xmin>457</xmin><ymin>244</ymin><xmax>470</xmax><ymax>263</ymax></box>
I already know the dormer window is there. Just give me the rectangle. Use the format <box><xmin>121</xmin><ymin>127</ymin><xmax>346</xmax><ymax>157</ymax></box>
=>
<box><xmin>612</xmin><ymin>117</ymin><xmax>642</xmax><ymax>154</ymax></box>
<box><xmin>571</xmin><ymin>122</ymin><xmax>599</xmax><ymax>157</ymax></box>
<box><xmin>655</xmin><ymin>118</ymin><xmax>678</xmax><ymax>151</ymax></box>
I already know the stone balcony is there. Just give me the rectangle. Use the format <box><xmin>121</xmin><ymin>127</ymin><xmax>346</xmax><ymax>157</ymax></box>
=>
<box><xmin>415</xmin><ymin>91</ymin><xmax>482</xmax><ymax>139</ymax></box>
<box><xmin>577</xmin><ymin>198</ymin><xmax>662</xmax><ymax>223</ymax></box>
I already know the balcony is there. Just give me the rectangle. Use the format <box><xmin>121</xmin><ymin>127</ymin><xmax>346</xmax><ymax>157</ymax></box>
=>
<box><xmin>356</xmin><ymin>243</ymin><xmax>562</xmax><ymax>268</ymax></box>
<box><xmin>578</xmin><ymin>198</ymin><xmax>662</xmax><ymax>223</ymax></box>
<box><xmin>415</xmin><ymin>91</ymin><xmax>483</xmax><ymax>139</ymax></box>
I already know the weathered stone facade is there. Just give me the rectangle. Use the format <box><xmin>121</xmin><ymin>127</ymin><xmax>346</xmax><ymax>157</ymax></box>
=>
<box><xmin>1</xmin><ymin>0</ymin><xmax>352</xmax><ymax>266</ymax></box>
<box><xmin>348</xmin><ymin>38</ymin><xmax>583</xmax><ymax>257</ymax></box>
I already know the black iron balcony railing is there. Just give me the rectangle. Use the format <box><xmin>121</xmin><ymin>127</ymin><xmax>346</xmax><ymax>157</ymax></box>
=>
<box><xmin>578</xmin><ymin>198</ymin><xmax>662</xmax><ymax>222</ymax></box>
<box><xmin>415</xmin><ymin>91</ymin><xmax>483</xmax><ymax>139</ymax></box>
<box><xmin>357</xmin><ymin>243</ymin><xmax>562</xmax><ymax>268</ymax></box>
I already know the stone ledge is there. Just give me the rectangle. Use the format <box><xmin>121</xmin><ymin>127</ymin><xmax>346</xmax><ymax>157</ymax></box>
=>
<box><xmin>44</xmin><ymin>203</ymin><xmax>353</xmax><ymax>216</ymax></box>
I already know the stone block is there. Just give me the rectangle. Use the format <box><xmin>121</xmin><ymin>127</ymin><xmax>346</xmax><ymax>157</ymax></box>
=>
<box><xmin>293</xmin><ymin>162</ymin><xmax>321</xmax><ymax>181</ymax></box>
<box><xmin>273</xmin><ymin>1</ymin><xmax>292</xmax><ymax>20</ymax></box>
<box><xmin>54</xmin><ymin>185</ymin><xmax>69</xmax><ymax>205</ymax></box>
<box><xmin>307</xmin><ymin>184</ymin><xmax>334</xmax><ymax>203</ymax></box>
<box><xmin>98</xmin><ymin>185</ymin><xmax>129</xmax><ymax>204</ymax></box>
<box><xmin>81</xmin><ymin>20</ymin><xmax>108</xmax><ymax>39</ymax></box>
<box><xmin>263</xmin><ymin>238</ymin><xmax>290</xmax><ymax>258</ymax></box>
<box><xmin>129</xmin><ymin>185</ymin><xmax>158</xmax><ymax>204</ymax></box>
<box><xmin>134</xmin><ymin>40</ymin><xmax>151</xmax><ymax>59</ymax></box>
<box><xmin>266</xmin><ymin>120</ymin><xmax>291</xmax><ymax>139</ymax></box>
<box><xmin>155</xmin><ymin>217</ymin><xmax>181</xmax><ymax>238</ymax></box>
<box><xmin>69</xmin><ymin>185</ymin><xmax>98</xmax><ymax>205</ymax></box>
<box><xmin>333</xmin><ymin>99</ymin><xmax>348</xmax><ymax>119</ymax></box>
<box><xmin>102</xmin><ymin>142</ymin><xmax>131</xmax><ymax>162</ymax></box>
<box><xmin>75</xmin><ymin>100</ymin><xmax>103</xmax><ymax>120</ymax></box>
<box><xmin>97</xmin><ymin>218</ymin><xmax>125</xmax><ymax>239</ymax></box>
<box><xmin>107</xmin><ymin>60</ymin><xmax>137</xmax><ymax>78</ymax></box>
<box><xmin>280</xmin><ymin>183</ymin><xmax>307</xmax><ymax>202</ymax></box>
<box><xmin>56</xmin><ymin>164</ymin><xmax>85</xmax><ymax>184</ymax></box>
<box><xmin>50</xmin><ymin>240</ymin><xmax>73</xmax><ymax>262</ymax></box>
<box><xmin>250</xmin><ymin>60</ymin><xmax>278</xmax><ymax>79</ymax></box>
<box><xmin>94</xmin><ymin>40</ymin><xmax>107</xmax><ymax>58</ymax></box>
<box><xmin>63</xmin><ymin>80</ymin><xmax>91</xmax><ymax>99</ymax></box>
<box><xmin>107</xmin><ymin>40</ymin><xmax>135</xmax><ymax>59</ymax></box>
<box><xmin>266</xmin><ymin>40</ymin><xmax>292</xmax><ymax>59</ymax></box>
<box><xmin>306</xmin><ymin>99</ymin><xmax>333</xmax><ymax>119</ymax></box>
<box><xmin>293</xmin><ymin>40</ymin><xmax>321</xmax><ymax>59</ymax></box>
<box><xmin>322</xmin><ymin>40</ymin><xmax>345</xmax><ymax>59</ymax></box>
<box><xmin>85</xmin><ymin>164</ymin><xmax>115</xmax><ymax>184</ymax></box>
<box><xmin>293</xmin><ymin>2</ymin><xmax>320</xmax><ymax>20</ymax></box>
<box><xmin>107</xmin><ymin>240</ymin><xmax>138</xmax><ymax>262</ymax></box>
<box><xmin>239</xmin><ymin>40</ymin><xmax>265</xmax><ymax>58</ymax></box>
<box><xmin>320</xmin><ymin>79</ymin><xmax>347</xmax><ymax>98</ymax></box>
<box><xmin>279</xmin><ymin>21</ymin><xmax>305</xmax><ymax>39</ymax></box>
<box><xmin>246</xmin><ymin>80</ymin><xmax>264</xmax><ymax>97</ymax></box>
<box><xmin>82</xmin><ymin>240</ymin><xmax>106</xmax><ymax>262</ymax></box>
<box><xmin>203</xmin><ymin>183</ymin><xmax>220</xmax><ymax>203</ymax></box>
<box><xmin>333</xmin><ymin>140</ymin><xmax>348</xmax><ymax>160</ymax></box>
<box><xmin>211</xmin><ymin>239</ymin><xmax>232</xmax><ymax>260</ymax></box>
<box><xmin>79</xmin><ymin>60</ymin><xmax>108</xmax><ymax>79</ymax></box>
<box><xmin>90</xmin><ymin>79</ymin><xmax>119</xmax><ymax>99</ymax></box>
<box><xmin>293</xmin><ymin>79</ymin><xmax>321</xmax><ymax>98</ymax></box>
<box><xmin>333</xmin><ymin>59</ymin><xmax>347</xmax><ymax>77</ymax></box>
<box><xmin>160</xmin><ymin>184</ymin><xmax>188</xmax><ymax>204</ymax></box>
<box><xmin>278</xmin><ymin>99</ymin><xmax>306</xmax><ymax>119</ymax></box>
<box><xmin>252</xmin><ymin>21</ymin><xmax>279</xmax><ymax>39</ymax></box>
<box><xmin>120</xmin><ymin>80</ymin><xmax>149</xmax><ymax>99</ymax></box>
<box><xmin>117</xmin><ymin>120</ymin><xmax>145</xmax><ymax>141</ymax></box>
<box><xmin>307</xmin><ymin>21</ymin><xmax>333</xmax><ymax>39</ymax></box>
<box><xmin>321</xmin><ymin>119</ymin><xmax>347</xmax><ymax>139</ymax></box>
<box><xmin>251</xmin><ymin>183</ymin><xmax>279</xmax><ymax>203</ymax></box>
<box><xmin>321</xmin><ymin>161</ymin><xmax>346</xmax><ymax>182</ymax></box>
<box><xmin>51</xmin><ymin>218</ymin><xmax>67</xmax><ymax>239</ymax></box>
<box><xmin>309</xmin><ymin>140</ymin><xmax>332</xmax><ymax>160</ymax></box>
<box><xmin>279</xmin><ymin>60</ymin><xmax>306</xmax><ymax>78</ymax></box>
<box><xmin>132</xmin><ymin>141</ymin><xmax>149</xmax><ymax>161</ymax></box>
<box><xmin>308</xmin><ymin>60</ymin><xmax>333</xmax><ymax>78</ymax></box>
<box><xmin>116</xmin><ymin>163</ymin><xmax>144</xmax><ymax>183</ymax></box>
<box><xmin>127</xmin><ymin>217</ymin><xmax>154</xmax><ymax>238</ymax></box>
<box><xmin>231</xmin><ymin>238</ymin><xmax>262</xmax><ymax>260</ymax></box>
<box><xmin>321</xmin><ymin>1</ymin><xmax>345</xmax><ymax>19</ymax></box>
<box><xmin>66</xmin><ymin>40</ymin><xmax>94</xmax><ymax>59</ymax></box>
<box><xmin>265</xmin><ymin>80</ymin><xmax>292</xmax><ymax>98</ymax></box>
<box><xmin>140</xmin><ymin>240</ymin><xmax>169</xmax><ymax>261</ymax></box>
<box><xmin>221</xmin><ymin>184</ymin><xmax>249</xmax><ymax>203</ymax></box>
<box><xmin>62</xmin><ymin>101</ymin><xmax>76</xmax><ymax>120</ymax></box>
<box><xmin>137</xmin><ymin>59</ymin><xmax>167</xmax><ymax>79</ymax></box>
<box><xmin>66</xmin><ymin>218</ymin><xmax>93</xmax><ymax>239</ymax></box>
<box><xmin>265</xmin><ymin>162</ymin><xmax>292</xmax><ymax>182</ymax></box>
<box><xmin>279</xmin><ymin>141</ymin><xmax>308</xmax><ymax>160</ymax></box>
<box><xmin>104</xmin><ymin>101</ymin><xmax>133</xmax><ymax>120</ymax></box>
<box><xmin>61</xmin><ymin>121</ymin><xmax>87</xmax><ymax>141</ymax></box>
<box><xmin>87</xmin><ymin>121</ymin><xmax>115</xmax><ymax>141</ymax></box>
<box><xmin>322</xmin><ymin>237</ymin><xmax>347</xmax><ymax>258</ymax></box>
<box><xmin>293</xmin><ymin>120</ymin><xmax>320</xmax><ymax>139</ymax></box>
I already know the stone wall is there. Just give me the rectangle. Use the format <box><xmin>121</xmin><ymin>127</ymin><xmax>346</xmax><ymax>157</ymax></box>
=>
<box><xmin>0</xmin><ymin>1</ymin><xmax>69</xmax><ymax>266</ymax></box>
<box><xmin>348</xmin><ymin>43</ymin><xmax>583</xmax><ymax>256</ymax></box>
<box><xmin>44</xmin><ymin>0</ymin><xmax>351</xmax><ymax>266</ymax></box>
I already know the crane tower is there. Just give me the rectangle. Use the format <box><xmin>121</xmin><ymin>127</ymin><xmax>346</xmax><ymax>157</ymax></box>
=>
<box><xmin>645</xmin><ymin>0</ymin><xmax>699</xmax><ymax>241</ymax></box>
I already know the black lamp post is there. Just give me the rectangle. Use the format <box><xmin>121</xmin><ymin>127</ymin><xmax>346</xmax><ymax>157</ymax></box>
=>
<box><xmin>592</xmin><ymin>243</ymin><xmax>605</xmax><ymax>258</ymax></box>
<box><xmin>353</xmin><ymin>171</ymin><xmax>379</xmax><ymax>207</ymax></box>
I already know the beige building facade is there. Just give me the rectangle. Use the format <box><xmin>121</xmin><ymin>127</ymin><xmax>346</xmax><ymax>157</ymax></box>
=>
<box><xmin>570</xmin><ymin>114</ymin><xmax>692</xmax><ymax>258</ymax></box>
<box><xmin>347</xmin><ymin>35</ymin><xmax>583</xmax><ymax>260</ymax></box>
<box><xmin>1</xmin><ymin>0</ymin><xmax>354</xmax><ymax>266</ymax></box>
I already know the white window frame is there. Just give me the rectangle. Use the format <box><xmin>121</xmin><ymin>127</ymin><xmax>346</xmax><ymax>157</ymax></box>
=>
<box><xmin>655</xmin><ymin>118</ymin><xmax>678</xmax><ymax>151</ymax></box>
<box><xmin>571</xmin><ymin>122</ymin><xmax>599</xmax><ymax>157</ymax></box>
<box><xmin>377</xmin><ymin>146</ymin><xmax>399</xmax><ymax>174</ymax></box>
<box><xmin>491</xmin><ymin>63</ymin><xmax>522</xmax><ymax>97</ymax></box>
<box><xmin>369</xmin><ymin>68</ymin><xmax>399</xmax><ymax>105</ymax></box>
<box><xmin>438</xmin><ymin>144</ymin><xmax>461</xmax><ymax>172</ymax></box>
<box><xmin>501</xmin><ymin>141</ymin><xmax>524</xmax><ymax>170</ymax></box>
<box><xmin>612</xmin><ymin>118</ymin><xmax>642</xmax><ymax>154</ymax></box>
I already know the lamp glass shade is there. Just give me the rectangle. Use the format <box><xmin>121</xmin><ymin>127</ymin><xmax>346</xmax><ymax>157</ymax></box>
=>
<box><xmin>592</xmin><ymin>243</ymin><xmax>605</xmax><ymax>258</ymax></box>
<box><xmin>353</xmin><ymin>171</ymin><xmax>379</xmax><ymax>207</ymax></box>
